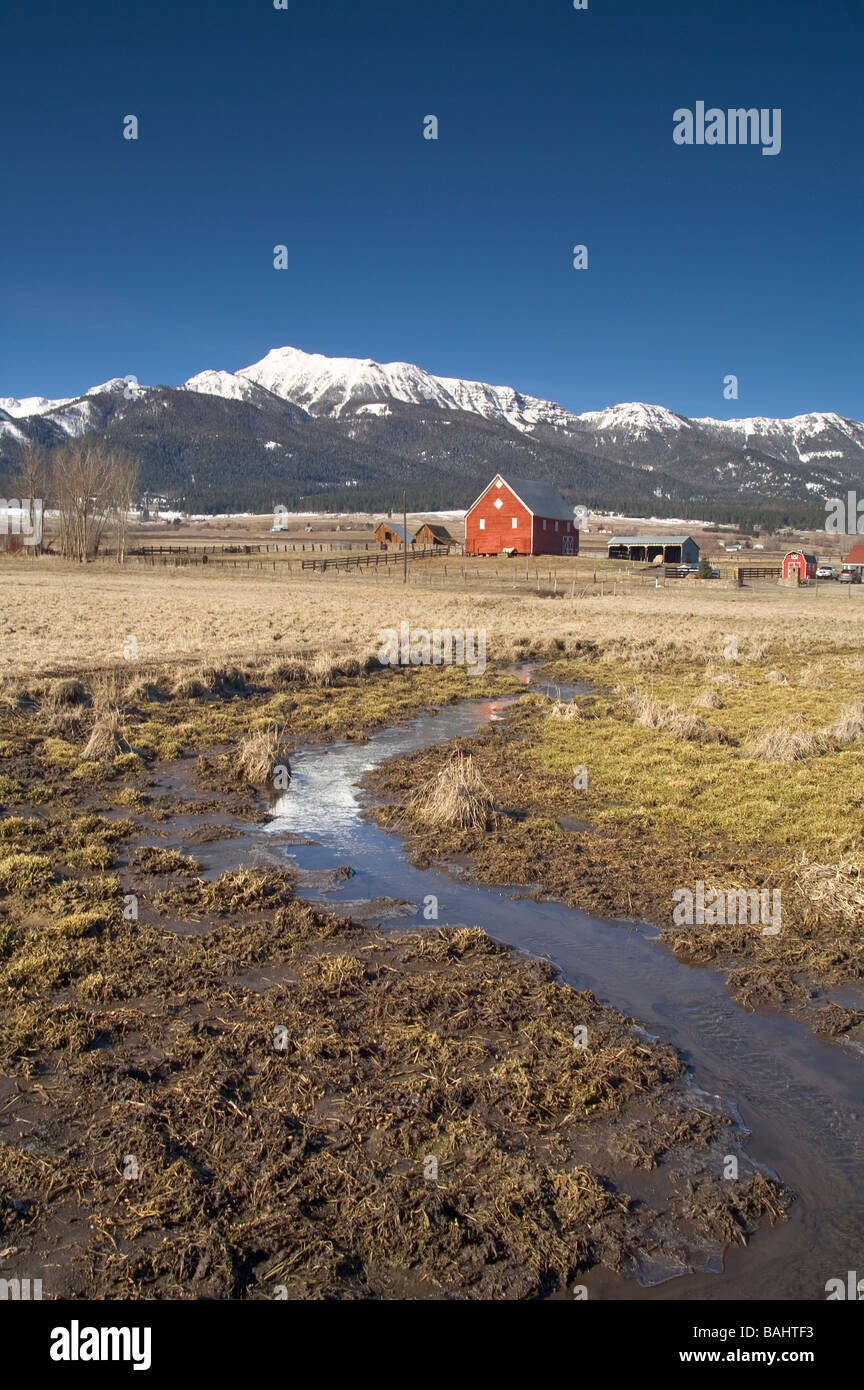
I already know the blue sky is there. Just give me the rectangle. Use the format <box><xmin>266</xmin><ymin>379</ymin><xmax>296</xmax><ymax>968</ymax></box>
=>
<box><xmin>1</xmin><ymin>0</ymin><xmax>861</xmax><ymax>419</ymax></box>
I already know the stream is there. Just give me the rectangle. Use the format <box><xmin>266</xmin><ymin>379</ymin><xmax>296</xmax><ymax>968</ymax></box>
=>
<box><xmin>243</xmin><ymin>677</ymin><xmax>864</xmax><ymax>1302</ymax></box>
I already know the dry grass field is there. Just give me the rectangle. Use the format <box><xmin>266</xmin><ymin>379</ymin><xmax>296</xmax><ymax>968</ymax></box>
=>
<box><xmin>2</xmin><ymin>553</ymin><xmax>863</xmax><ymax>676</ymax></box>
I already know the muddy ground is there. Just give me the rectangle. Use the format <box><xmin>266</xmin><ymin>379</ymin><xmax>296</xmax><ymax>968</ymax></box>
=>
<box><xmin>0</xmin><ymin>662</ymin><xmax>788</xmax><ymax>1299</ymax></box>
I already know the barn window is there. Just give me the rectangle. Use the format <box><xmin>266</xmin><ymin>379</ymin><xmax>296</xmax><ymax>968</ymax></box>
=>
<box><xmin>566</xmin><ymin>521</ymin><xmax>570</xmax><ymax>531</ymax></box>
<box><xmin>554</xmin><ymin>521</ymin><xmax>558</xmax><ymax>532</ymax></box>
<box><xmin>543</xmin><ymin>519</ymin><xmax>547</xmax><ymax>530</ymax></box>
<box><xmin>494</xmin><ymin>498</ymin><xmax>503</xmax><ymax>509</ymax></box>
<box><xmin>495</xmin><ymin>479</ymin><xmax>502</xmax><ymax>488</ymax></box>
<box><xmin>479</xmin><ymin>518</ymin><xmax>485</xmax><ymax>530</ymax></box>
<box><xmin>512</xmin><ymin>517</ymin><xmax>518</xmax><ymax>529</ymax></box>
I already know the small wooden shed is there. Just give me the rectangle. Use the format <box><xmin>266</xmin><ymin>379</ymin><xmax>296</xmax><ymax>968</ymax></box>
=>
<box><xmin>782</xmin><ymin>551</ymin><xmax>817</xmax><ymax>581</ymax></box>
<box><xmin>414</xmin><ymin>522</ymin><xmax>453</xmax><ymax>547</ymax></box>
<box><xmin>375</xmin><ymin>521</ymin><xmax>415</xmax><ymax>548</ymax></box>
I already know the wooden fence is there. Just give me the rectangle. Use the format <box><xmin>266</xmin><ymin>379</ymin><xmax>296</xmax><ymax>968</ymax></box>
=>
<box><xmin>300</xmin><ymin>546</ymin><xmax>453</xmax><ymax>573</ymax></box>
<box><xmin>735</xmin><ymin>565</ymin><xmax>782</xmax><ymax>583</ymax></box>
<box><xmin>128</xmin><ymin>540</ymin><xmax>370</xmax><ymax>558</ymax></box>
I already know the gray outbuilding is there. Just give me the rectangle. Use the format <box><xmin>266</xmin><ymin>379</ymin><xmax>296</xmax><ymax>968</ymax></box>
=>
<box><xmin>607</xmin><ymin>534</ymin><xmax>701</xmax><ymax>565</ymax></box>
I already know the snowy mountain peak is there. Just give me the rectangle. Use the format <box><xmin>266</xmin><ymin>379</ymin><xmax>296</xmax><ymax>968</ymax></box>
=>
<box><xmin>85</xmin><ymin>378</ymin><xmax>139</xmax><ymax>396</ymax></box>
<box><xmin>575</xmin><ymin>402</ymin><xmax>691</xmax><ymax>435</ymax></box>
<box><xmin>235</xmin><ymin>345</ymin><xmax>567</xmax><ymax>430</ymax></box>
<box><xmin>0</xmin><ymin>393</ymin><xmax>74</xmax><ymax>418</ymax></box>
<box><xmin>238</xmin><ymin>346</ymin><xmax>449</xmax><ymax>417</ymax></box>
<box><xmin>181</xmin><ymin>369</ymin><xmax>279</xmax><ymax>406</ymax></box>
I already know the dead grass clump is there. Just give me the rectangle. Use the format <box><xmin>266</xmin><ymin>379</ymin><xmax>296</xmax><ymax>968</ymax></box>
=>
<box><xmin>399</xmin><ymin>926</ymin><xmax>504</xmax><ymax>961</ymax></box>
<box><xmin>171</xmin><ymin>670</ymin><xmax>211</xmax><ymax>699</ymax></box>
<box><xmin>301</xmin><ymin>952</ymin><xmax>366</xmax><ymax>994</ymax></box>
<box><xmin>91</xmin><ymin>672</ymin><xmax>125</xmax><ymax>712</ymax></box>
<box><xmin>747</xmin><ymin>704</ymin><xmax>864</xmax><ymax>762</ymax></box>
<box><xmin>548</xmin><ymin>700</ymin><xmax>586</xmax><ymax>721</ymax></box>
<box><xmin>45</xmin><ymin>707</ymin><xmax>85</xmax><ymax>737</ymax></box>
<box><xmin>200</xmin><ymin>665</ymin><xmax>248</xmax><ymax>695</ymax></box>
<box><xmin>204</xmin><ymin>868</ymin><xmax>295</xmax><ymax>912</ymax></box>
<box><xmin>132</xmin><ymin>847</ymin><xmax>200</xmax><ymax>875</ymax></box>
<box><xmin>764</xmin><ymin>669</ymin><xmax>789</xmax><ymax>685</ymax></box>
<box><xmin>692</xmin><ymin>688</ymin><xmax>724</xmax><ymax>710</ymax></box>
<box><xmin>794</xmin><ymin>854</ymin><xmax>864</xmax><ymax>927</ymax></box>
<box><xmin>154</xmin><ymin>868</ymin><xmax>295</xmax><ymax>918</ymax></box>
<box><xmin>746</xmin><ymin>719</ymin><xmax>828</xmax><ymax>763</ymax></box>
<box><xmin>267</xmin><ymin>658</ymin><xmax>305</xmax><ymax>688</ymax></box>
<box><xmin>0</xmin><ymin>817</ymin><xmax>45</xmax><ymax>844</ymax></box>
<box><xmin>238</xmin><ymin>724</ymin><xmax>290</xmax><ymax>784</ymax></box>
<box><xmin>49</xmin><ymin>909</ymin><xmax>112</xmax><ymax>939</ymax></box>
<box><xmin>44</xmin><ymin>677</ymin><xmax>90</xmax><ymax>710</ymax></box>
<box><xmin>81</xmin><ymin>706</ymin><xmax>131</xmax><ymax>763</ymax></box>
<box><xmin>0</xmin><ymin>852</ymin><xmax>53</xmax><ymax>893</ymax></box>
<box><xmin>662</xmin><ymin>710</ymin><xmax>728</xmax><ymax>743</ymax></box>
<box><xmin>409</xmin><ymin>753</ymin><xmax>502</xmax><ymax>831</ymax></box>
<box><xmin>618</xmin><ymin>690</ymin><xmax>730</xmax><ymax>744</ymax></box>
<box><xmin>828</xmin><ymin>702</ymin><xmax>864</xmax><ymax>749</ymax></box>
<box><xmin>305</xmin><ymin>651</ymin><xmax>339</xmax><ymax>687</ymax></box>
<box><xmin>0</xmin><ymin>678</ymin><xmax>28</xmax><ymax>713</ymax></box>
<box><xmin>121</xmin><ymin>674</ymin><xmax>160</xmax><ymax>705</ymax></box>
<box><xmin>798</xmin><ymin>664</ymin><xmax>831</xmax><ymax>688</ymax></box>
<box><xmin>114</xmin><ymin>787</ymin><xmax>149</xmax><ymax>810</ymax></box>
<box><xmin>617</xmin><ymin>689</ymin><xmax>666</xmax><ymax>729</ymax></box>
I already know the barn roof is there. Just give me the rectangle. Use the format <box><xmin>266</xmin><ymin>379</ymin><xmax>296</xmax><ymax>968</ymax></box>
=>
<box><xmin>417</xmin><ymin>523</ymin><xmax>454</xmax><ymax>540</ymax></box>
<box><xmin>469</xmin><ymin>474</ymin><xmax>574</xmax><ymax>522</ymax></box>
<box><xmin>843</xmin><ymin>544</ymin><xmax>864</xmax><ymax>565</ymax></box>
<box><xmin>785</xmin><ymin>550</ymin><xmax>818</xmax><ymax>564</ymax></box>
<box><xmin>608</xmin><ymin>534</ymin><xmax>698</xmax><ymax>546</ymax></box>
<box><xmin>376</xmin><ymin>520</ymin><xmax>415</xmax><ymax>543</ymax></box>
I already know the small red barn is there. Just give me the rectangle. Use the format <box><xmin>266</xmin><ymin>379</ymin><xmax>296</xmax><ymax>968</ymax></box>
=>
<box><xmin>465</xmin><ymin>474</ymin><xmax>577</xmax><ymax>556</ymax></box>
<box><xmin>782</xmin><ymin>551</ymin><xmax>817</xmax><ymax>581</ymax></box>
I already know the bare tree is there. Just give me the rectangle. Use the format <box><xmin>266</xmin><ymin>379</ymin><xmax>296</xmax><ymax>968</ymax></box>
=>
<box><xmin>109</xmin><ymin>452</ymin><xmax>139</xmax><ymax>563</ymax></box>
<box><xmin>50</xmin><ymin>442</ymin><xmax>138</xmax><ymax>563</ymax></box>
<box><xmin>11</xmin><ymin>443</ymin><xmax>46</xmax><ymax>554</ymax></box>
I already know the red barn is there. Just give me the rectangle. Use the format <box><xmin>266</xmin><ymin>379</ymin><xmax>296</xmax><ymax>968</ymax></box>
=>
<box><xmin>782</xmin><ymin>551</ymin><xmax>817</xmax><ymax>581</ymax></box>
<box><xmin>464</xmin><ymin>474</ymin><xmax>578</xmax><ymax>556</ymax></box>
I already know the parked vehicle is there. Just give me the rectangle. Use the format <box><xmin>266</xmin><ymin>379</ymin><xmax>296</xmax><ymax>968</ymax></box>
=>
<box><xmin>816</xmin><ymin>565</ymin><xmax>840</xmax><ymax>579</ymax></box>
<box><xmin>839</xmin><ymin>568</ymin><xmax>861</xmax><ymax>583</ymax></box>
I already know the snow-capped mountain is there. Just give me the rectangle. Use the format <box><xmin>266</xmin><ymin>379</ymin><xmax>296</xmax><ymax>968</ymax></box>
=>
<box><xmin>233</xmin><ymin>348</ymin><xmax>864</xmax><ymax>471</ymax></box>
<box><xmin>0</xmin><ymin>393</ymin><xmax>74</xmax><ymax>418</ymax></box>
<box><xmin>2</xmin><ymin>345</ymin><xmax>862</xmax><ymax>520</ymax></box>
<box><xmin>234</xmin><ymin>346</ymin><xmax>576</xmax><ymax>432</ymax></box>
<box><xmin>181</xmin><ymin>368</ymin><xmax>292</xmax><ymax>410</ymax></box>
